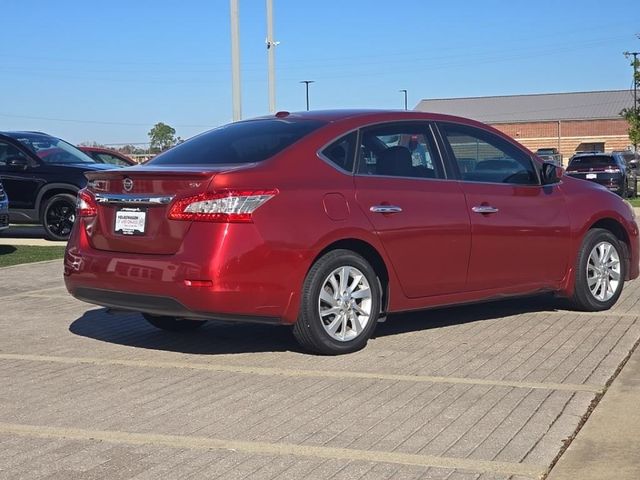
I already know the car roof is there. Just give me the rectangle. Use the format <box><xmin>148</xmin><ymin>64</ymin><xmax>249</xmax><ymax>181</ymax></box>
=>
<box><xmin>78</xmin><ymin>146</ymin><xmax>119</xmax><ymax>153</ymax></box>
<box><xmin>252</xmin><ymin>109</ymin><xmax>490</xmax><ymax>125</ymax></box>
<box><xmin>0</xmin><ymin>131</ymin><xmax>51</xmax><ymax>136</ymax></box>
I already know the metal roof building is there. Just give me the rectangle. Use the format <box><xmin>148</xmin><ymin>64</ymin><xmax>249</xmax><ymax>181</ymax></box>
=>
<box><xmin>415</xmin><ymin>90</ymin><xmax>634</xmax><ymax>161</ymax></box>
<box><xmin>415</xmin><ymin>90</ymin><xmax>634</xmax><ymax>123</ymax></box>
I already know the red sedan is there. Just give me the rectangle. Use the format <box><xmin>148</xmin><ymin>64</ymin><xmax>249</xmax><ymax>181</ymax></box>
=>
<box><xmin>78</xmin><ymin>146</ymin><xmax>137</xmax><ymax>167</ymax></box>
<box><xmin>64</xmin><ymin>110</ymin><xmax>639</xmax><ymax>354</ymax></box>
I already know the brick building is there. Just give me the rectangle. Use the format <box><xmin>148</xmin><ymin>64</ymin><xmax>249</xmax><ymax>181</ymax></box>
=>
<box><xmin>415</xmin><ymin>90</ymin><xmax>635</xmax><ymax>165</ymax></box>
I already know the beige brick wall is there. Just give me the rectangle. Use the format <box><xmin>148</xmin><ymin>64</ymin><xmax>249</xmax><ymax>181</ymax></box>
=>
<box><xmin>490</xmin><ymin>119</ymin><xmax>632</xmax><ymax>163</ymax></box>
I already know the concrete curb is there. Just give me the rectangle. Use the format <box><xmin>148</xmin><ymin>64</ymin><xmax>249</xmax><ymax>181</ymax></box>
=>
<box><xmin>547</xmin><ymin>341</ymin><xmax>640</xmax><ymax>480</ymax></box>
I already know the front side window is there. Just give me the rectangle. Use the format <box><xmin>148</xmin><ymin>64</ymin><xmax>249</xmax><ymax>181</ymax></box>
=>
<box><xmin>439</xmin><ymin>123</ymin><xmax>538</xmax><ymax>185</ymax></box>
<box><xmin>0</xmin><ymin>141</ymin><xmax>29</xmax><ymax>167</ymax></box>
<box><xmin>321</xmin><ymin>132</ymin><xmax>357</xmax><ymax>172</ymax></box>
<box><xmin>357</xmin><ymin>123</ymin><xmax>443</xmax><ymax>179</ymax></box>
<box><xmin>150</xmin><ymin>119</ymin><xmax>326</xmax><ymax>165</ymax></box>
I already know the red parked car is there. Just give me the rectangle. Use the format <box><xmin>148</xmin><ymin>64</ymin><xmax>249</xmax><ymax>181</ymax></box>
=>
<box><xmin>64</xmin><ymin>110</ymin><xmax>639</xmax><ymax>354</ymax></box>
<box><xmin>78</xmin><ymin>146</ymin><xmax>137</xmax><ymax>167</ymax></box>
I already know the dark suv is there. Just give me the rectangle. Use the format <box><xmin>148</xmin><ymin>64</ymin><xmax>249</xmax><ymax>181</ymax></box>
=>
<box><xmin>0</xmin><ymin>131</ymin><xmax>115</xmax><ymax>240</ymax></box>
<box><xmin>565</xmin><ymin>152</ymin><xmax>637</xmax><ymax>198</ymax></box>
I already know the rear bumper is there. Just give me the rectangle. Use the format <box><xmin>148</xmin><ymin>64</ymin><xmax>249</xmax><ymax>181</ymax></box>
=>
<box><xmin>64</xmin><ymin>221</ymin><xmax>303</xmax><ymax>324</ymax></box>
<box><xmin>73</xmin><ymin>287</ymin><xmax>279</xmax><ymax>324</ymax></box>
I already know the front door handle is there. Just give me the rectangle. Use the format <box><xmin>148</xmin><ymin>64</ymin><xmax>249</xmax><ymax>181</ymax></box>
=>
<box><xmin>472</xmin><ymin>205</ymin><xmax>499</xmax><ymax>214</ymax></box>
<box><xmin>370</xmin><ymin>205</ymin><xmax>403</xmax><ymax>214</ymax></box>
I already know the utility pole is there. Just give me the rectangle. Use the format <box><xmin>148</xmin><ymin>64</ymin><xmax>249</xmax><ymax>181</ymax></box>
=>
<box><xmin>625</xmin><ymin>52</ymin><xmax>639</xmax><ymax>111</ymax></box>
<box><xmin>399</xmin><ymin>89</ymin><xmax>408</xmax><ymax>110</ymax></box>
<box><xmin>300</xmin><ymin>80</ymin><xmax>314</xmax><ymax>111</ymax></box>
<box><xmin>266</xmin><ymin>0</ymin><xmax>279</xmax><ymax>113</ymax></box>
<box><xmin>230</xmin><ymin>0</ymin><xmax>242</xmax><ymax>121</ymax></box>
<box><xmin>624</xmin><ymin>51</ymin><xmax>640</xmax><ymax>151</ymax></box>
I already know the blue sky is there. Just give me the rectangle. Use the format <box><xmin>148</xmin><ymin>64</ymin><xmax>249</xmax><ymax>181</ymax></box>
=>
<box><xmin>0</xmin><ymin>0</ymin><xmax>638</xmax><ymax>145</ymax></box>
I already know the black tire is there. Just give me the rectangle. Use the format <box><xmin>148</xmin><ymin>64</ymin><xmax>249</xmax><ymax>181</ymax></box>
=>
<box><xmin>143</xmin><ymin>313</ymin><xmax>206</xmax><ymax>332</ymax></box>
<box><xmin>42</xmin><ymin>193</ymin><xmax>77</xmax><ymax>241</ymax></box>
<box><xmin>570</xmin><ymin>228</ymin><xmax>626</xmax><ymax>311</ymax></box>
<box><xmin>293</xmin><ymin>249</ymin><xmax>381</xmax><ymax>355</ymax></box>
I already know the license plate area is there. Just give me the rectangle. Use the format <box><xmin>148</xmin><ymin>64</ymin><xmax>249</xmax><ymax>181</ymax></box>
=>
<box><xmin>586</xmin><ymin>173</ymin><xmax>597</xmax><ymax>179</ymax></box>
<box><xmin>115</xmin><ymin>208</ymin><xmax>147</xmax><ymax>236</ymax></box>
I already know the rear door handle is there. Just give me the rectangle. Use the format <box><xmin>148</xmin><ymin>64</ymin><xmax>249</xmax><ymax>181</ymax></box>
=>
<box><xmin>472</xmin><ymin>205</ymin><xmax>499</xmax><ymax>214</ymax></box>
<box><xmin>370</xmin><ymin>205</ymin><xmax>403</xmax><ymax>214</ymax></box>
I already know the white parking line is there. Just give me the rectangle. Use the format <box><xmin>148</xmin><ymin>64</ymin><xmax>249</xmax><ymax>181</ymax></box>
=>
<box><xmin>0</xmin><ymin>352</ymin><xmax>603</xmax><ymax>393</ymax></box>
<box><xmin>0</xmin><ymin>422</ymin><xmax>545</xmax><ymax>478</ymax></box>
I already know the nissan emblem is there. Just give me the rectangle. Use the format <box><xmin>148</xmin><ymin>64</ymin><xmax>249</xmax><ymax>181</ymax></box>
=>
<box><xmin>123</xmin><ymin>178</ymin><xmax>134</xmax><ymax>192</ymax></box>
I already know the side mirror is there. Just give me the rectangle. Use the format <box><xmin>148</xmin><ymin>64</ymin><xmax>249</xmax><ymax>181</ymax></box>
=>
<box><xmin>541</xmin><ymin>162</ymin><xmax>562</xmax><ymax>185</ymax></box>
<box><xmin>6</xmin><ymin>156</ymin><xmax>28</xmax><ymax>170</ymax></box>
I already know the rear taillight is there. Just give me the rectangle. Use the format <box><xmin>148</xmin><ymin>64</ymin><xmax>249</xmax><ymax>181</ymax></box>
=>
<box><xmin>168</xmin><ymin>189</ymin><xmax>278</xmax><ymax>223</ymax></box>
<box><xmin>76</xmin><ymin>189</ymin><xmax>97</xmax><ymax>217</ymax></box>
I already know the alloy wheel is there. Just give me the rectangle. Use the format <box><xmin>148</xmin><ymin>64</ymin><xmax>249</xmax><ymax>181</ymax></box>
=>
<box><xmin>318</xmin><ymin>266</ymin><xmax>372</xmax><ymax>342</ymax></box>
<box><xmin>46</xmin><ymin>199</ymin><xmax>76</xmax><ymax>238</ymax></box>
<box><xmin>586</xmin><ymin>241</ymin><xmax>621</xmax><ymax>301</ymax></box>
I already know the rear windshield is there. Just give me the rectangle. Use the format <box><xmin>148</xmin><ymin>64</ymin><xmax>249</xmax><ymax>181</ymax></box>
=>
<box><xmin>149</xmin><ymin>119</ymin><xmax>326</xmax><ymax>165</ymax></box>
<box><xmin>568</xmin><ymin>155</ymin><xmax>616</xmax><ymax>168</ymax></box>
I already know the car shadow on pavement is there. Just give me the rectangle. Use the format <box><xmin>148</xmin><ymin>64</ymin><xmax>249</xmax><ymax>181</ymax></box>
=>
<box><xmin>69</xmin><ymin>293</ymin><xmax>566</xmax><ymax>355</ymax></box>
<box><xmin>69</xmin><ymin>309</ymin><xmax>301</xmax><ymax>355</ymax></box>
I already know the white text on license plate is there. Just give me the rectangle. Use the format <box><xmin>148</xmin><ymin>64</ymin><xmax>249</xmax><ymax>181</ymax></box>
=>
<box><xmin>586</xmin><ymin>173</ymin><xmax>597</xmax><ymax>179</ymax></box>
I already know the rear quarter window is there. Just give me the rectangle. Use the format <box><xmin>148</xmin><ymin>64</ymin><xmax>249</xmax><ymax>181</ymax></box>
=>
<box><xmin>149</xmin><ymin>119</ymin><xmax>325</xmax><ymax>165</ymax></box>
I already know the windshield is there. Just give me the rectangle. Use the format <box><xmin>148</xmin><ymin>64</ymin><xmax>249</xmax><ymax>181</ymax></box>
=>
<box><xmin>149</xmin><ymin>118</ymin><xmax>326</xmax><ymax>165</ymax></box>
<box><xmin>6</xmin><ymin>133</ymin><xmax>96</xmax><ymax>164</ymax></box>
<box><xmin>568</xmin><ymin>155</ymin><xmax>617</xmax><ymax>169</ymax></box>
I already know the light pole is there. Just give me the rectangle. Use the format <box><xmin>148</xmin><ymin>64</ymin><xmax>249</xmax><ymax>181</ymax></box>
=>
<box><xmin>266</xmin><ymin>0</ymin><xmax>279</xmax><ymax>113</ymax></box>
<box><xmin>399</xmin><ymin>89</ymin><xmax>408</xmax><ymax>110</ymax></box>
<box><xmin>229</xmin><ymin>0</ymin><xmax>242</xmax><ymax>121</ymax></box>
<box><xmin>300</xmin><ymin>80</ymin><xmax>314</xmax><ymax>111</ymax></box>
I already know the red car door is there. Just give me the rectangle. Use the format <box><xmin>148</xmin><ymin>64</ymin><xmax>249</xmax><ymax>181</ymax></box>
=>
<box><xmin>437</xmin><ymin>122</ymin><xmax>570</xmax><ymax>291</ymax></box>
<box><xmin>354</xmin><ymin>122</ymin><xmax>471</xmax><ymax>298</ymax></box>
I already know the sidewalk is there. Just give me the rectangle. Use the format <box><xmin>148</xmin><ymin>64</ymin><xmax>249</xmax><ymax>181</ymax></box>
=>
<box><xmin>547</xmin><ymin>343</ymin><xmax>640</xmax><ymax>480</ymax></box>
<box><xmin>0</xmin><ymin>226</ymin><xmax>66</xmax><ymax>246</ymax></box>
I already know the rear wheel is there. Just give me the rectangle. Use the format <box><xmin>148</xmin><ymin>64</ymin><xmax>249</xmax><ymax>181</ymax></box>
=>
<box><xmin>143</xmin><ymin>314</ymin><xmax>206</xmax><ymax>332</ymax></box>
<box><xmin>42</xmin><ymin>193</ymin><xmax>76</xmax><ymax>241</ymax></box>
<box><xmin>293</xmin><ymin>249</ymin><xmax>381</xmax><ymax>355</ymax></box>
<box><xmin>570</xmin><ymin>228</ymin><xmax>625</xmax><ymax>311</ymax></box>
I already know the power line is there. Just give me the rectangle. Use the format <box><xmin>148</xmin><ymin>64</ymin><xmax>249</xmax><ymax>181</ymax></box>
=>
<box><xmin>0</xmin><ymin>112</ymin><xmax>215</xmax><ymax>129</ymax></box>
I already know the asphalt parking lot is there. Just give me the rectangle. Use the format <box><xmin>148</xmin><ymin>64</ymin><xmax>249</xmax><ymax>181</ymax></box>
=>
<box><xmin>1</xmin><ymin>260</ymin><xmax>639</xmax><ymax>479</ymax></box>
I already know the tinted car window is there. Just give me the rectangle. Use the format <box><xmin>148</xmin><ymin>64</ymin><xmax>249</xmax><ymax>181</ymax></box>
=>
<box><xmin>357</xmin><ymin>123</ymin><xmax>443</xmax><ymax>179</ymax></box>
<box><xmin>439</xmin><ymin>123</ymin><xmax>537</xmax><ymax>185</ymax></box>
<box><xmin>150</xmin><ymin>119</ymin><xmax>326</xmax><ymax>165</ymax></box>
<box><xmin>6</xmin><ymin>133</ymin><xmax>95</xmax><ymax>164</ymax></box>
<box><xmin>96</xmin><ymin>153</ymin><xmax>130</xmax><ymax>167</ymax></box>
<box><xmin>568</xmin><ymin>155</ymin><xmax>617</xmax><ymax>169</ymax></box>
<box><xmin>0</xmin><ymin>141</ymin><xmax>28</xmax><ymax>167</ymax></box>
<box><xmin>321</xmin><ymin>132</ymin><xmax>357</xmax><ymax>172</ymax></box>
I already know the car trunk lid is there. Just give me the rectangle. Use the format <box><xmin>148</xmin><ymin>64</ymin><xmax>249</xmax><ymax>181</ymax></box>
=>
<box><xmin>83</xmin><ymin>166</ymin><xmax>233</xmax><ymax>254</ymax></box>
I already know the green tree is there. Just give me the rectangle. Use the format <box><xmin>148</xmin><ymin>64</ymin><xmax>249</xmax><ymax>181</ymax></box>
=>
<box><xmin>148</xmin><ymin>122</ymin><xmax>177</xmax><ymax>153</ymax></box>
<box><xmin>78</xmin><ymin>140</ymin><xmax>105</xmax><ymax>148</ymax></box>
<box><xmin>621</xmin><ymin>54</ymin><xmax>640</xmax><ymax>150</ymax></box>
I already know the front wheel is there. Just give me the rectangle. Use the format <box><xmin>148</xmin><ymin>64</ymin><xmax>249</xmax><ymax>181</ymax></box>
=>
<box><xmin>143</xmin><ymin>314</ymin><xmax>206</xmax><ymax>332</ymax></box>
<box><xmin>42</xmin><ymin>193</ymin><xmax>77</xmax><ymax>241</ymax></box>
<box><xmin>293</xmin><ymin>249</ymin><xmax>381</xmax><ymax>355</ymax></box>
<box><xmin>570</xmin><ymin>228</ymin><xmax>625</xmax><ymax>311</ymax></box>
